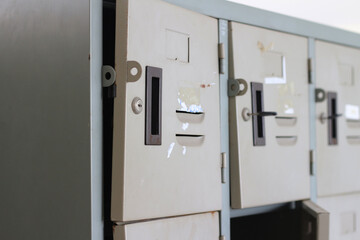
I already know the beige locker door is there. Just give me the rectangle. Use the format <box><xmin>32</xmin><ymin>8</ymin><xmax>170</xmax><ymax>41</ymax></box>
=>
<box><xmin>318</xmin><ymin>194</ymin><xmax>360</xmax><ymax>240</ymax></box>
<box><xmin>229</xmin><ymin>22</ymin><xmax>310</xmax><ymax>208</ymax></box>
<box><xmin>112</xmin><ymin>0</ymin><xmax>221</xmax><ymax>222</ymax></box>
<box><xmin>316</xmin><ymin>41</ymin><xmax>360</xmax><ymax>197</ymax></box>
<box><xmin>114</xmin><ymin>212</ymin><xmax>220</xmax><ymax>240</ymax></box>
<box><xmin>302</xmin><ymin>201</ymin><xmax>330</xmax><ymax>240</ymax></box>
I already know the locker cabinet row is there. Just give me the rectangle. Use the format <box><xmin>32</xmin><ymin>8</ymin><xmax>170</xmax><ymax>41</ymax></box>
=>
<box><xmin>103</xmin><ymin>0</ymin><xmax>360</xmax><ymax>239</ymax></box>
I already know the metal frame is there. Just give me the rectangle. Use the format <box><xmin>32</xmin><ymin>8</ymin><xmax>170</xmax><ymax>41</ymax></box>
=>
<box><xmin>0</xmin><ymin>0</ymin><xmax>103</xmax><ymax>239</ymax></box>
<box><xmin>91</xmin><ymin>0</ymin><xmax>104</xmax><ymax>239</ymax></box>
<box><xmin>163</xmin><ymin>0</ymin><xmax>360</xmax><ymax>239</ymax></box>
<box><xmin>164</xmin><ymin>0</ymin><xmax>360</xmax><ymax>48</ymax></box>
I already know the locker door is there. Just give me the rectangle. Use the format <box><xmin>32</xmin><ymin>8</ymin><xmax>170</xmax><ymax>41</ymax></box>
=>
<box><xmin>316</xmin><ymin>41</ymin><xmax>360</xmax><ymax>197</ymax></box>
<box><xmin>114</xmin><ymin>212</ymin><xmax>220</xmax><ymax>240</ymax></box>
<box><xmin>111</xmin><ymin>0</ymin><xmax>221</xmax><ymax>222</ymax></box>
<box><xmin>318</xmin><ymin>194</ymin><xmax>360</xmax><ymax>240</ymax></box>
<box><xmin>302</xmin><ymin>201</ymin><xmax>330</xmax><ymax>240</ymax></box>
<box><xmin>229</xmin><ymin>22</ymin><xmax>310</xmax><ymax>208</ymax></box>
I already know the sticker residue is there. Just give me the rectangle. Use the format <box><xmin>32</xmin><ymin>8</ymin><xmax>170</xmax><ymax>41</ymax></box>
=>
<box><xmin>277</xmin><ymin>82</ymin><xmax>296</xmax><ymax>115</ymax></box>
<box><xmin>178</xmin><ymin>87</ymin><xmax>203</xmax><ymax>113</ymax></box>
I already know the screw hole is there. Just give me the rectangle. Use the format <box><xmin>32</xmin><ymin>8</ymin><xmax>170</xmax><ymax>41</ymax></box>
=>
<box><xmin>239</xmin><ymin>83</ymin><xmax>245</xmax><ymax>91</ymax></box>
<box><xmin>130</xmin><ymin>67</ymin><xmax>138</xmax><ymax>76</ymax></box>
<box><xmin>105</xmin><ymin>72</ymin><xmax>111</xmax><ymax>80</ymax></box>
<box><xmin>318</xmin><ymin>92</ymin><xmax>323</xmax><ymax>99</ymax></box>
<box><xmin>231</xmin><ymin>84</ymin><xmax>237</xmax><ymax>91</ymax></box>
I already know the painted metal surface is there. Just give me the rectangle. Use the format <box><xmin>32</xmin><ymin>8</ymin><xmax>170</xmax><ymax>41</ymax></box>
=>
<box><xmin>229</xmin><ymin>22</ymin><xmax>310</xmax><ymax>208</ymax></box>
<box><xmin>114</xmin><ymin>212</ymin><xmax>220</xmax><ymax>240</ymax></box>
<box><xmin>318</xmin><ymin>194</ymin><xmax>360</xmax><ymax>240</ymax></box>
<box><xmin>316</xmin><ymin>41</ymin><xmax>360</xmax><ymax>197</ymax></box>
<box><xmin>112</xmin><ymin>0</ymin><xmax>221</xmax><ymax>222</ymax></box>
<box><xmin>90</xmin><ymin>0</ymin><xmax>104</xmax><ymax>239</ymax></box>
<box><xmin>0</xmin><ymin>0</ymin><xmax>103</xmax><ymax>239</ymax></box>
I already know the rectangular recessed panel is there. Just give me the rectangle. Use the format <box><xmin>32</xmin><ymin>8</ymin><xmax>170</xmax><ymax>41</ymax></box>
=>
<box><xmin>166</xmin><ymin>29</ymin><xmax>190</xmax><ymax>63</ymax></box>
<box><xmin>264</xmin><ymin>52</ymin><xmax>286</xmax><ymax>84</ymax></box>
<box><xmin>341</xmin><ymin>212</ymin><xmax>357</xmax><ymax>235</ymax></box>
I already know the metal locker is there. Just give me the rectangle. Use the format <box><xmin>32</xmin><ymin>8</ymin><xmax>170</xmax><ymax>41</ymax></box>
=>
<box><xmin>316</xmin><ymin>41</ymin><xmax>360</xmax><ymax>197</ymax></box>
<box><xmin>111</xmin><ymin>0</ymin><xmax>221</xmax><ymax>222</ymax></box>
<box><xmin>318</xmin><ymin>194</ymin><xmax>360</xmax><ymax>240</ymax></box>
<box><xmin>229</xmin><ymin>22</ymin><xmax>310</xmax><ymax>208</ymax></box>
<box><xmin>113</xmin><ymin>212</ymin><xmax>220</xmax><ymax>240</ymax></box>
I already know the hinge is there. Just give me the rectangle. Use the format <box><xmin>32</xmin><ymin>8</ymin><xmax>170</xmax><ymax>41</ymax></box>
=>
<box><xmin>218</xmin><ymin>43</ymin><xmax>225</xmax><ymax>74</ymax></box>
<box><xmin>104</xmin><ymin>84</ymin><xmax>117</xmax><ymax>99</ymax></box>
<box><xmin>219</xmin><ymin>235</ymin><xmax>225</xmax><ymax>240</ymax></box>
<box><xmin>309</xmin><ymin>150</ymin><xmax>315</xmax><ymax>176</ymax></box>
<box><xmin>228</xmin><ymin>78</ymin><xmax>248</xmax><ymax>97</ymax></box>
<box><xmin>307</xmin><ymin>58</ymin><xmax>313</xmax><ymax>84</ymax></box>
<box><xmin>315</xmin><ymin>88</ymin><xmax>326</xmax><ymax>103</ymax></box>
<box><xmin>221</xmin><ymin>152</ymin><xmax>226</xmax><ymax>183</ymax></box>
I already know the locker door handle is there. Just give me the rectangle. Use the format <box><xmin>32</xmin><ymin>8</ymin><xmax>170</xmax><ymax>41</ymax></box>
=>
<box><xmin>326</xmin><ymin>91</ymin><xmax>339</xmax><ymax>145</ymax></box>
<box><xmin>247</xmin><ymin>111</ymin><xmax>277</xmax><ymax>117</ymax></box>
<box><xmin>250</xmin><ymin>82</ymin><xmax>275</xmax><ymax>146</ymax></box>
<box><xmin>326</xmin><ymin>113</ymin><xmax>342</xmax><ymax>119</ymax></box>
<box><xmin>320</xmin><ymin>113</ymin><xmax>342</xmax><ymax>122</ymax></box>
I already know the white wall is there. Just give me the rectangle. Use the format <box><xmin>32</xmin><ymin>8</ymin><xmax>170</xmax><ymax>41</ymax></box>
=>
<box><xmin>228</xmin><ymin>0</ymin><xmax>360</xmax><ymax>33</ymax></box>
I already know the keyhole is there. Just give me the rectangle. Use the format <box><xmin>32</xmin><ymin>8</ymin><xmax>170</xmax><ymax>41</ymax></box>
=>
<box><xmin>105</xmin><ymin>72</ymin><xmax>111</xmax><ymax>80</ymax></box>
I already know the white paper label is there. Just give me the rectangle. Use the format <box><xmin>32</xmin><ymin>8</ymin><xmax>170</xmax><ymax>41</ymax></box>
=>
<box><xmin>345</xmin><ymin>104</ymin><xmax>360</xmax><ymax>120</ymax></box>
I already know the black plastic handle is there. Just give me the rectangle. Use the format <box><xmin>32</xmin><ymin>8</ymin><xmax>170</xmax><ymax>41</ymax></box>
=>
<box><xmin>327</xmin><ymin>113</ymin><xmax>342</xmax><ymax>119</ymax></box>
<box><xmin>248</xmin><ymin>111</ymin><xmax>278</xmax><ymax>117</ymax></box>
